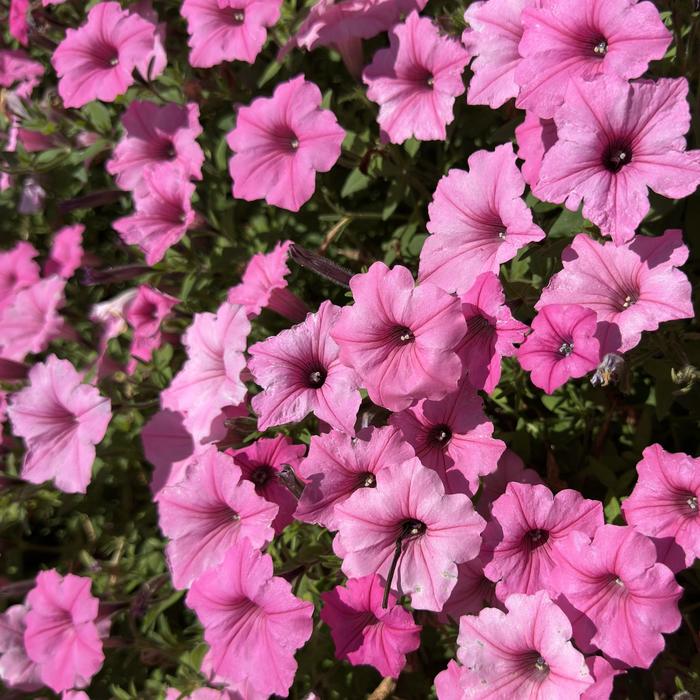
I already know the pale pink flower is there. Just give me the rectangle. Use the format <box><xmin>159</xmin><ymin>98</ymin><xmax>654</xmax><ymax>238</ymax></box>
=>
<box><xmin>227</xmin><ymin>75</ymin><xmax>345</xmax><ymax>212</ymax></box>
<box><xmin>9</xmin><ymin>0</ymin><xmax>29</xmax><ymax>46</ymax></box>
<box><xmin>419</xmin><ymin>144</ymin><xmax>545</xmax><ymax>295</ymax></box>
<box><xmin>113</xmin><ymin>163</ymin><xmax>197</xmax><ymax>265</ymax></box>
<box><xmin>162</xmin><ymin>301</ymin><xmax>250</xmax><ymax>443</ymax></box>
<box><xmin>554</xmin><ymin>525</ymin><xmax>683</xmax><ymax>668</ymax></box>
<box><xmin>18</xmin><ymin>176</ymin><xmax>47</xmax><ymax>215</ymax></box>
<box><xmin>535</xmin><ymin>76</ymin><xmax>700</xmax><ymax>244</ymax></box>
<box><xmin>515</xmin><ymin>112</ymin><xmax>557</xmax><ymax>187</ymax></box>
<box><xmin>52</xmin><ymin>1</ymin><xmax>160</xmax><ymax>108</ymax></box>
<box><xmin>295</xmin><ymin>425</ymin><xmax>415</xmax><ymax>530</ymax></box>
<box><xmin>456</xmin><ymin>272</ymin><xmax>528</xmax><ymax>393</ymax></box>
<box><xmin>457</xmin><ymin>591</ymin><xmax>593</xmax><ymax>698</ymax></box>
<box><xmin>89</xmin><ymin>288</ymin><xmax>138</xmax><ymax>372</ymax></box>
<box><xmin>536</xmin><ymin>230</ymin><xmax>693</xmax><ymax>354</ymax></box>
<box><xmin>24</xmin><ymin>570</ymin><xmax>104</xmax><ymax>693</ymax></box>
<box><xmin>0</xmin><ymin>241</ymin><xmax>39</xmax><ymax>312</ymax></box>
<box><xmin>334</xmin><ymin>458</ymin><xmax>485</xmax><ymax>611</ymax></box>
<box><xmin>0</xmin><ymin>604</ymin><xmax>42</xmax><ymax>691</ymax></box>
<box><xmin>516</xmin><ymin>0</ymin><xmax>671</xmax><ymax>118</ymax></box>
<box><xmin>107</xmin><ymin>101</ymin><xmax>204</xmax><ymax>191</ymax></box>
<box><xmin>390</xmin><ymin>378</ymin><xmax>505</xmax><ymax>495</ymax></box>
<box><xmin>320</xmin><ymin>574</ymin><xmax>421</xmax><ymax>677</ymax></box>
<box><xmin>622</xmin><ymin>443</ymin><xmax>700</xmax><ymax>571</ymax></box>
<box><xmin>363</xmin><ymin>12</ymin><xmax>469</xmax><ymax>143</ymax></box>
<box><xmin>125</xmin><ymin>285</ymin><xmax>179</xmax><ymax>364</ymax></box>
<box><xmin>230</xmin><ymin>435</ymin><xmax>305</xmax><ymax>533</ymax></box>
<box><xmin>483</xmin><ymin>482</ymin><xmax>603</xmax><ymax>599</ymax></box>
<box><xmin>44</xmin><ymin>224</ymin><xmax>84</xmax><ymax>279</ymax></box>
<box><xmin>434</xmin><ymin>660</ymin><xmax>468</xmax><ymax>700</ymax></box>
<box><xmin>248</xmin><ymin>300</ymin><xmax>361</xmax><ymax>433</ymax></box>
<box><xmin>8</xmin><ymin>355</ymin><xmax>111</xmax><ymax>493</ymax></box>
<box><xmin>227</xmin><ymin>240</ymin><xmax>308</xmax><ymax>322</ymax></box>
<box><xmin>186</xmin><ymin>540</ymin><xmax>314</xmax><ymax>697</ymax></box>
<box><xmin>331</xmin><ymin>262</ymin><xmax>466</xmax><ymax>412</ymax></box>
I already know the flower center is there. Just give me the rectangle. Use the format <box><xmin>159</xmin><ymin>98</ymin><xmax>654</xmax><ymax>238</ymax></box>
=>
<box><xmin>526</xmin><ymin>529</ymin><xmax>549</xmax><ymax>549</ymax></box>
<box><xmin>307</xmin><ymin>366</ymin><xmax>327</xmax><ymax>389</ymax></box>
<box><xmin>250</xmin><ymin>465</ymin><xmax>276</xmax><ymax>488</ymax></box>
<box><xmin>226</xmin><ymin>8</ymin><xmax>245</xmax><ymax>24</ymax></box>
<box><xmin>593</xmin><ymin>39</ymin><xmax>608</xmax><ymax>56</ymax></box>
<box><xmin>559</xmin><ymin>341</ymin><xmax>574</xmax><ymax>356</ymax></box>
<box><xmin>290</xmin><ymin>136</ymin><xmax>300</xmax><ymax>150</ymax></box>
<box><xmin>498</xmin><ymin>230</ymin><xmax>507</xmax><ymax>239</ymax></box>
<box><xmin>687</xmin><ymin>495</ymin><xmax>698</xmax><ymax>513</ymax></box>
<box><xmin>391</xmin><ymin>326</ymin><xmax>415</xmax><ymax>345</ymax></box>
<box><xmin>428</xmin><ymin>424</ymin><xmax>452</xmax><ymax>448</ymax></box>
<box><xmin>535</xmin><ymin>656</ymin><xmax>549</xmax><ymax>673</ymax></box>
<box><xmin>621</xmin><ymin>294</ymin><xmax>637</xmax><ymax>309</ymax></box>
<box><xmin>358</xmin><ymin>471</ymin><xmax>376</xmax><ymax>488</ymax></box>
<box><xmin>108</xmin><ymin>55</ymin><xmax>119</xmax><ymax>68</ymax></box>
<box><xmin>382</xmin><ymin>518</ymin><xmax>427</xmax><ymax>608</ymax></box>
<box><xmin>603</xmin><ymin>143</ymin><xmax>632</xmax><ymax>173</ymax></box>
<box><xmin>164</xmin><ymin>142</ymin><xmax>176</xmax><ymax>160</ymax></box>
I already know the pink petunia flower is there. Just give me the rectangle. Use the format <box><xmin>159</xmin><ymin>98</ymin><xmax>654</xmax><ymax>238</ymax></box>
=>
<box><xmin>434</xmin><ymin>660</ymin><xmax>468</xmax><ymax>700</ymax></box>
<box><xmin>418</xmin><ymin>144</ymin><xmax>545</xmax><ymax>295</ymax></box>
<box><xmin>483</xmin><ymin>482</ymin><xmax>603</xmax><ymax>599</ymax></box>
<box><xmin>229</xmin><ymin>435</ymin><xmax>305</xmax><ymax>534</ymax></box>
<box><xmin>457</xmin><ymin>591</ymin><xmax>593</xmax><ymax>698</ymax></box>
<box><xmin>124</xmin><ymin>285</ymin><xmax>179</xmax><ymax>364</ymax></box>
<box><xmin>517</xmin><ymin>304</ymin><xmax>601</xmax><ymax>394</ymax></box>
<box><xmin>107</xmin><ymin>101</ymin><xmax>204</xmax><ymax>191</ymax></box>
<box><xmin>9</xmin><ymin>0</ymin><xmax>29</xmax><ymax>46</ymax></box>
<box><xmin>441</xmin><ymin>550</ymin><xmax>499</xmax><ymax>623</ymax></box>
<box><xmin>553</xmin><ymin>525</ymin><xmax>683</xmax><ymax>667</ymax></box>
<box><xmin>248</xmin><ymin>300</ymin><xmax>361</xmax><ymax>433</ymax></box>
<box><xmin>516</xmin><ymin>0</ymin><xmax>671</xmax><ymax>119</ymax></box>
<box><xmin>0</xmin><ymin>49</ymin><xmax>44</xmax><ymax>92</ymax></box>
<box><xmin>24</xmin><ymin>570</ymin><xmax>104</xmax><ymax>693</ymax></box>
<box><xmin>181</xmin><ymin>0</ymin><xmax>282</xmax><ymax>68</ymax></box>
<box><xmin>295</xmin><ymin>425</ymin><xmax>415</xmax><ymax>530</ymax></box>
<box><xmin>515</xmin><ymin>112</ymin><xmax>557</xmax><ymax>188</ymax></box>
<box><xmin>162</xmin><ymin>301</ymin><xmax>250</xmax><ymax>443</ymax></box>
<box><xmin>584</xmin><ymin>656</ymin><xmax>624</xmax><ymax>700</ymax></box>
<box><xmin>0</xmin><ymin>604</ymin><xmax>42</xmax><ymax>691</ymax></box>
<box><xmin>227</xmin><ymin>75</ymin><xmax>345</xmax><ymax>212</ymax></box>
<box><xmin>456</xmin><ymin>272</ymin><xmax>528</xmax><ymax>393</ymax></box>
<box><xmin>536</xmin><ymin>230</ymin><xmax>693</xmax><ymax>354</ymax></box>
<box><xmin>534</xmin><ymin>76</ymin><xmax>700</xmax><ymax>244</ymax></box>
<box><xmin>51</xmin><ymin>2</ymin><xmax>161</xmax><ymax>108</ymax></box>
<box><xmin>390</xmin><ymin>378</ymin><xmax>505</xmax><ymax>495</ymax></box>
<box><xmin>158</xmin><ymin>446</ymin><xmax>277</xmax><ymax>589</ymax></box>
<box><xmin>320</xmin><ymin>574</ymin><xmax>421</xmax><ymax>677</ymax></box>
<box><xmin>8</xmin><ymin>354</ymin><xmax>112</xmax><ymax>493</ymax></box>
<box><xmin>112</xmin><ymin>163</ymin><xmax>197</xmax><ymax>265</ymax></box>
<box><xmin>334</xmin><ymin>458</ymin><xmax>485</xmax><ymax>611</ymax></box>
<box><xmin>622</xmin><ymin>443</ymin><xmax>700</xmax><ymax>572</ymax></box>
<box><xmin>0</xmin><ymin>241</ymin><xmax>39</xmax><ymax>312</ymax></box>
<box><xmin>331</xmin><ymin>262</ymin><xmax>466</xmax><ymax>412</ymax></box>
<box><xmin>227</xmin><ymin>240</ymin><xmax>308</xmax><ymax>322</ymax></box>
<box><xmin>362</xmin><ymin>12</ymin><xmax>469</xmax><ymax>143</ymax></box>
<box><xmin>131</xmin><ymin>0</ymin><xmax>168</xmax><ymax>81</ymax></box>
<box><xmin>186</xmin><ymin>539</ymin><xmax>314</xmax><ymax>697</ymax></box>
<box><xmin>44</xmin><ymin>225</ymin><xmax>84</xmax><ymax>279</ymax></box>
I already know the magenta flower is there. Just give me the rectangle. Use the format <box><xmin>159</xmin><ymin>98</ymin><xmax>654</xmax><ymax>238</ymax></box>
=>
<box><xmin>622</xmin><ymin>444</ymin><xmax>700</xmax><ymax>571</ymax></box>
<box><xmin>8</xmin><ymin>355</ymin><xmax>112</xmax><ymax>494</ymax></box>
<box><xmin>124</xmin><ymin>285</ymin><xmax>179</xmax><ymax>364</ymax></box>
<box><xmin>107</xmin><ymin>101</ymin><xmax>204</xmax><ymax>191</ymax></box>
<box><xmin>331</xmin><ymin>262</ymin><xmax>466</xmax><ymax>412</ymax></box>
<box><xmin>9</xmin><ymin>0</ymin><xmax>29</xmax><ymax>45</ymax></box>
<box><xmin>457</xmin><ymin>591</ymin><xmax>593</xmax><ymax>698</ymax></box>
<box><xmin>0</xmin><ymin>49</ymin><xmax>44</xmax><ymax>95</ymax></box>
<box><xmin>418</xmin><ymin>144</ymin><xmax>545</xmax><ymax>295</ymax></box>
<box><xmin>515</xmin><ymin>112</ymin><xmax>557</xmax><ymax>188</ymax></box>
<box><xmin>113</xmin><ymin>163</ymin><xmax>197</xmax><ymax>265</ymax></box>
<box><xmin>321</xmin><ymin>574</ymin><xmax>421</xmax><ymax>677</ymax></box>
<box><xmin>537</xmin><ymin>231</ymin><xmax>693</xmax><ymax>354</ymax></box>
<box><xmin>131</xmin><ymin>0</ymin><xmax>168</xmax><ymax>81</ymax></box>
<box><xmin>518</xmin><ymin>304</ymin><xmax>601</xmax><ymax>394</ymax></box>
<box><xmin>248</xmin><ymin>300</ymin><xmax>361</xmax><ymax>433</ymax></box>
<box><xmin>0</xmin><ymin>241</ymin><xmax>39</xmax><ymax>312</ymax></box>
<box><xmin>24</xmin><ymin>570</ymin><xmax>104</xmax><ymax>693</ymax></box>
<box><xmin>227</xmin><ymin>240</ymin><xmax>308</xmax><ymax>322</ymax></box>
<box><xmin>535</xmin><ymin>76</ymin><xmax>700</xmax><ymax>244</ymax></box>
<box><xmin>44</xmin><ymin>225</ymin><xmax>84</xmax><ymax>279</ymax></box>
<box><xmin>441</xmin><ymin>551</ymin><xmax>499</xmax><ymax>623</ymax></box>
<box><xmin>158</xmin><ymin>446</ymin><xmax>277</xmax><ymax>589</ymax></box>
<box><xmin>230</xmin><ymin>435</ymin><xmax>305</xmax><ymax>533</ymax></box>
<box><xmin>181</xmin><ymin>0</ymin><xmax>282</xmax><ymax>68</ymax></box>
<box><xmin>52</xmin><ymin>2</ymin><xmax>160</xmax><ymax>108</ymax></box>
<box><xmin>483</xmin><ymin>482</ymin><xmax>603</xmax><ymax>599</ymax></box>
<box><xmin>295</xmin><ymin>425</ymin><xmax>415</xmax><ymax>529</ymax></box>
<box><xmin>362</xmin><ymin>12</ymin><xmax>469</xmax><ymax>143</ymax></box>
<box><xmin>162</xmin><ymin>301</ymin><xmax>250</xmax><ymax>443</ymax></box>
<box><xmin>456</xmin><ymin>272</ymin><xmax>528</xmax><ymax>393</ymax></box>
<box><xmin>390</xmin><ymin>378</ymin><xmax>505</xmax><ymax>495</ymax></box>
<box><xmin>186</xmin><ymin>539</ymin><xmax>314</xmax><ymax>697</ymax></box>
<box><xmin>0</xmin><ymin>604</ymin><xmax>42</xmax><ymax>691</ymax></box>
<box><xmin>334</xmin><ymin>458</ymin><xmax>485</xmax><ymax>611</ymax></box>
<box><xmin>227</xmin><ymin>75</ymin><xmax>345</xmax><ymax>212</ymax></box>
<box><xmin>516</xmin><ymin>0</ymin><xmax>671</xmax><ymax>119</ymax></box>
<box><xmin>554</xmin><ymin>525</ymin><xmax>683</xmax><ymax>667</ymax></box>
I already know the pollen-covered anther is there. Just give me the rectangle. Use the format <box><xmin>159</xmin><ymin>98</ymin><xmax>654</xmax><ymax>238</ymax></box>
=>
<box><xmin>593</xmin><ymin>40</ymin><xmax>608</xmax><ymax>56</ymax></box>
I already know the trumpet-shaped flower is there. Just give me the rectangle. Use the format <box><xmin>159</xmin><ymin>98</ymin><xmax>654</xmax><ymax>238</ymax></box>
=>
<box><xmin>125</xmin><ymin>285</ymin><xmax>179</xmax><ymax>364</ymax></box>
<box><xmin>0</xmin><ymin>605</ymin><xmax>42</xmax><ymax>691</ymax></box>
<box><xmin>0</xmin><ymin>241</ymin><xmax>39</xmax><ymax>312</ymax></box>
<box><xmin>44</xmin><ymin>225</ymin><xmax>84</xmax><ymax>279</ymax></box>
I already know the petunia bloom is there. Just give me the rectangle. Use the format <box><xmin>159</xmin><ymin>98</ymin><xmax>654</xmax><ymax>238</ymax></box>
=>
<box><xmin>434</xmin><ymin>660</ymin><xmax>468</xmax><ymax>700</ymax></box>
<box><xmin>622</xmin><ymin>443</ymin><xmax>700</xmax><ymax>571</ymax></box>
<box><xmin>457</xmin><ymin>591</ymin><xmax>593</xmax><ymax>698</ymax></box>
<box><xmin>441</xmin><ymin>550</ymin><xmax>499</xmax><ymax>623</ymax></box>
<box><xmin>227</xmin><ymin>75</ymin><xmax>345</xmax><ymax>212</ymax></box>
<box><xmin>24</xmin><ymin>570</ymin><xmax>104</xmax><ymax>693</ymax></box>
<box><xmin>8</xmin><ymin>355</ymin><xmax>112</xmax><ymax>493</ymax></box>
<box><xmin>186</xmin><ymin>540</ymin><xmax>314</xmax><ymax>697</ymax></box>
<box><xmin>362</xmin><ymin>12</ymin><xmax>469</xmax><ymax>144</ymax></box>
<box><xmin>124</xmin><ymin>285</ymin><xmax>179</xmax><ymax>365</ymax></box>
<box><xmin>418</xmin><ymin>144</ymin><xmax>545</xmax><ymax>295</ymax></box>
<box><xmin>331</xmin><ymin>262</ymin><xmax>466</xmax><ymax>412</ymax></box>
<box><xmin>553</xmin><ymin>525</ymin><xmax>683</xmax><ymax>668</ymax></box>
<box><xmin>334</xmin><ymin>458</ymin><xmax>485</xmax><ymax>611</ymax></box>
<box><xmin>44</xmin><ymin>225</ymin><xmax>84</xmax><ymax>279</ymax></box>
<box><xmin>0</xmin><ymin>241</ymin><xmax>39</xmax><ymax>312</ymax></box>
<box><xmin>515</xmin><ymin>112</ymin><xmax>558</xmax><ymax>188</ymax></box>
<box><xmin>536</xmin><ymin>230</ymin><xmax>693</xmax><ymax>354</ymax></box>
<box><xmin>517</xmin><ymin>304</ymin><xmax>601</xmax><ymax>394</ymax></box>
<box><xmin>321</xmin><ymin>574</ymin><xmax>421</xmax><ymax>677</ymax></box>
<box><xmin>534</xmin><ymin>76</ymin><xmax>700</xmax><ymax>244</ymax></box>
<box><xmin>248</xmin><ymin>300</ymin><xmax>361</xmax><ymax>433</ymax></box>
<box><xmin>0</xmin><ymin>604</ymin><xmax>42</xmax><ymax>691</ymax></box>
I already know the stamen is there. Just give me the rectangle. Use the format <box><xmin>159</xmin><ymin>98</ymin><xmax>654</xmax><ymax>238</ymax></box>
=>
<box><xmin>308</xmin><ymin>367</ymin><xmax>327</xmax><ymax>388</ymax></box>
<box><xmin>392</xmin><ymin>326</ymin><xmax>415</xmax><ymax>345</ymax></box>
<box><xmin>232</xmin><ymin>10</ymin><xmax>245</xmax><ymax>22</ymax></box>
<box><xmin>559</xmin><ymin>341</ymin><xmax>574</xmax><ymax>357</ymax></box>
<box><xmin>290</xmin><ymin>137</ymin><xmax>300</xmax><ymax>150</ymax></box>
<box><xmin>688</xmin><ymin>496</ymin><xmax>698</xmax><ymax>512</ymax></box>
<box><xmin>362</xmin><ymin>473</ymin><xmax>376</xmax><ymax>488</ymax></box>
<box><xmin>109</xmin><ymin>56</ymin><xmax>119</xmax><ymax>67</ymax></box>
<box><xmin>535</xmin><ymin>656</ymin><xmax>549</xmax><ymax>673</ymax></box>
<box><xmin>498</xmin><ymin>230</ymin><xmax>506</xmax><ymax>239</ymax></box>
<box><xmin>614</xmin><ymin>576</ymin><xmax>624</xmax><ymax>587</ymax></box>
<box><xmin>382</xmin><ymin>519</ymin><xmax>426</xmax><ymax>608</ymax></box>
<box><xmin>622</xmin><ymin>295</ymin><xmax>634</xmax><ymax>308</ymax></box>
<box><xmin>593</xmin><ymin>40</ymin><xmax>608</xmax><ymax>56</ymax></box>
<box><xmin>427</xmin><ymin>76</ymin><xmax>434</xmax><ymax>87</ymax></box>
<box><xmin>428</xmin><ymin>424</ymin><xmax>452</xmax><ymax>447</ymax></box>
